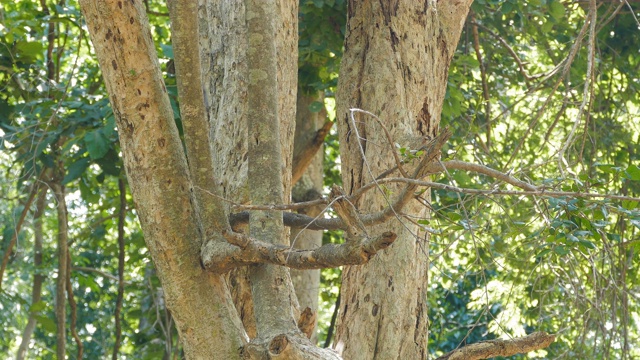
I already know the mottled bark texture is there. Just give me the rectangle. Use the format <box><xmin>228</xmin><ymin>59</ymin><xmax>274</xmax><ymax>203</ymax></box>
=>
<box><xmin>245</xmin><ymin>0</ymin><xmax>299</xmax><ymax>340</ymax></box>
<box><xmin>79</xmin><ymin>2</ymin><xmax>246</xmax><ymax>358</ymax></box>
<box><xmin>436</xmin><ymin>332</ymin><xmax>556</xmax><ymax>360</ymax></box>
<box><xmin>291</xmin><ymin>92</ymin><xmax>326</xmax><ymax>342</ymax></box>
<box><xmin>334</xmin><ymin>1</ymin><xmax>473</xmax><ymax>359</ymax></box>
<box><xmin>198</xmin><ymin>0</ymin><xmax>300</xmax><ymax>342</ymax></box>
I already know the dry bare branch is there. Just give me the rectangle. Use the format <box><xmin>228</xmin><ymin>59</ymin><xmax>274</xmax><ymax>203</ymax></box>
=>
<box><xmin>436</xmin><ymin>332</ymin><xmax>555</xmax><ymax>360</ymax></box>
<box><xmin>202</xmin><ymin>230</ymin><xmax>396</xmax><ymax>272</ymax></box>
<box><xmin>292</xmin><ymin>120</ymin><xmax>333</xmax><ymax>185</ymax></box>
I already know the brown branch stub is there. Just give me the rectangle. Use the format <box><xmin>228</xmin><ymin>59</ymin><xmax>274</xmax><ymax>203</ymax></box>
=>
<box><xmin>297</xmin><ymin>307</ymin><xmax>316</xmax><ymax>339</ymax></box>
<box><xmin>330</xmin><ymin>185</ymin><xmax>366</xmax><ymax>240</ymax></box>
<box><xmin>436</xmin><ymin>332</ymin><xmax>556</xmax><ymax>360</ymax></box>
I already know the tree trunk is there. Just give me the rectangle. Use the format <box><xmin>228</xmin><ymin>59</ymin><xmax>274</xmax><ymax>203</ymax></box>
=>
<box><xmin>334</xmin><ymin>2</ymin><xmax>472</xmax><ymax>358</ymax></box>
<box><xmin>198</xmin><ymin>0</ymin><xmax>300</xmax><ymax>342</ymax></box>
<box><xmin>291</xmin><ymin>92</ymin><xmax>326</xmax><ymax>342</ymax></box>
<box><xmin>79</xmin><ymin>2</ymin><xmax>246</xmax><ymax>358</ymax></box>
<box><xmin>16</xmin><ymin>188</ymin><xmax>47</xmax><ymax>360</ymax></box>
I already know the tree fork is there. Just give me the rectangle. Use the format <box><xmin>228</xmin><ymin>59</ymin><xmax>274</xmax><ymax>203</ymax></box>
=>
<box><xmin>79</xmin><ymin>1</ymin><xmax>246</xmax><ymax>358</ymax></box>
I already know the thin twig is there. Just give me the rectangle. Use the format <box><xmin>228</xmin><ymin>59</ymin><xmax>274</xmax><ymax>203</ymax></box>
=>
<box><xmin>112</xmin><ymin>179</ymin><xmax>126</xmax><ymax>360</ymax></box>
<box><xmin>0</xmin><ymin>170</ymin><xmax>45</xmax><ymax>291</ymax></box>
<box><xmin>66</xmin><ymin>252</ymin><xmax>83</xmax><ymax>360</ymax></box>
<box><xmin>558</xmin><ymin>0</ymin><xmax>597</xmax><ymax>174</ymax></box>
<box><xmin>359</xmin><ymin>177</ymin><xmax>640</xmax><ymax>202</ymax></box>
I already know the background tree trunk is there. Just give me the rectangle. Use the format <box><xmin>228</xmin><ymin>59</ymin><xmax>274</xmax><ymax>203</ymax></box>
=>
<box><xmin>291</xmin><ymin>91</ymin><xmax>326</xmax><ymax>342</ymax></box>
<box><xmin>334</xmin><ymin>2</ymin><xmax>472</xmax><ymax>358</ymax></box>
<box><xmin>16</xmin><ymin>189</ymin><xmax>47</xmax><ymax>360</ymax></box>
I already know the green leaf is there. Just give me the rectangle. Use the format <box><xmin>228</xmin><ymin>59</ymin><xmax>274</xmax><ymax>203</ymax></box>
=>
<box><xmin>35</xmin><ymin>315</ymin><xmax>57</xmax><ymax>334</ymax></box>
<box><xmin>62</xmin><ymin>157</ymin><xmax>91</xmax><ymax>184</ymax></box>
<box><xmin>501</xmin><ymin>2</ymin><xmax>514</xmax><ymax>14</ymax></box>
<box><xmin>536</xmin><ymin>248</ymin><xmax>552</xmax><ymax>259</ymax></box>
<box><xmin>578</xmin><ymin>240</ymin><xmax>596</xmax><ymax>249</ymax></box>
<box><xmin>548</xmin><ymin>0</ymin><xmax>565</xmax><ymax>21</ymax></box>
<box><xmin>15</xmin><ymin>41</ymin><xmax>43</xmax><ymax>59</ymax></box>
<box><xmin>160</xmin><ymin>43</ymin><xmax>173</xmax><ymax>58</ymax></box>
<box><xmin>309</xmin><ymin>101</ymin><xmax>324</xmax><ymax>113</ymax></box>
<box><xmin>84</xmin><ymin>130</ymin><xmax>109</xmax><ymax>160</ymax></box>
<box><xmin>29</xmin><ymin>300</ymin><xmax>47</xmax><ymax>313</ymax></box>
<box><xmin>553</xmin><ymin>245</ymin><xmax>570</xmax><ymax>255</ymax></box>
<box><xmin>622</xmin><ymin>200</ymin><xmax>638</xmax><ymax>210</ymax></box>
<box><xmin>624</xmin><ymin>164</ymin><xmax>640</xmax><ymax>180</ymax></box>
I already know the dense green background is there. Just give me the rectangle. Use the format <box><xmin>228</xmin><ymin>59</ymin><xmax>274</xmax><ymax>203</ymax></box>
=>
<box><xmin>1</xmin><ymin>0</ymin><xmax>638</xmax><ymax>358</ymax></box>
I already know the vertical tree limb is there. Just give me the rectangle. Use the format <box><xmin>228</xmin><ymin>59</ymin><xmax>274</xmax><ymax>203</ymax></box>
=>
<box><xmin>470</xmin><ymin>12</ymin><xmax>491</xmax><ymax>147</ymax></box>
<box><xmin>52</xmin><ymin>180</ymin><xmax>68</xmax><ymax>360</ymax></box>
<box><xmin>0</xmin><ymin>170</ymin><xmax>44</xmax><ymax>291</ymax></box>
<box><xmin>16</xmin><ymin>188</ymin><xmax>48</xmax><ymax>360</ymax></box>
<box><xmin>167</xmin><ymin>0</ymin><xmax>231</xmax><ymax>243</ymax></box>
<box><xmin>66</xmin><ymin>251</ymin><xmax>83</xmax><ymax>359</ymax></box>
<box><xmin>290</xmin><ymin>92</ymin><xmax>326</xmax><ymax>343</ymax></box>
<box><xmin>245</xmin><ymin>0</ymin><xmax>299</xmax><ymax>338</ymax></box>
<box><xmin>79</xmin><ymin>1</ymin><xmax>246</xmax><ymax>357</ymax></box>
<box><xmin>112</xmin><ymin>178</ymin><xmax>126</xmax><ymax>360</ymax></box>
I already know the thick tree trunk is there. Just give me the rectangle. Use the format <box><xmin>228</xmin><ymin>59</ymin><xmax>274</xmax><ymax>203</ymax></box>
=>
<box><xmin>334</xmin><ymin>2</ymin><xmax>472</xmax><ymax>358</ymax></box>
<box><xmin>79</xmin><ymin>2</ymin><xmax>246</xmax><ymax>358</ymax></box>
<box><xmin>199</xmin><ymin>0</ymin><xmax>300</xmax><ymax>342</ymax></box>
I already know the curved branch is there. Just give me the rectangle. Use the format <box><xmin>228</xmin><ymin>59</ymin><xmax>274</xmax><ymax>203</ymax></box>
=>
<box><xmin>427</xmin><ymin>160</ymin><xmax>538</xmax><ymax>191</ymax></box>
<box><xmin>292</xmin><ymin>120</ymin><xmax>333</xmax><ymax>185</ymax></box>
<box><xmin>0</xmin><ymin>170</ymin><xmax>45</xmax><ymax>291</ymax></box>
<box><xmin>202</xmin><ymin>230</ymin><xmax>396</xmax><ymax>272</ymax></box>
<box><xmin>436</xmin><ymin>332</ymin><xmax>555</xmax><ymax>360</ymax></box>
<box><xmin>229</xmin><ymin>168</ymin><xmax>635</xmax><ymax>233</ymax></box>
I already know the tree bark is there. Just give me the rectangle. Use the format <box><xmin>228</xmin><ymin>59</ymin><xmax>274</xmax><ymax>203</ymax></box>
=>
<box><xmin>199</xmin><ymin>0</ymin><xmax>301</xmax><ymax>343</ymax></box>
<box><xmin>291</xmin><ymin>92</ymin><xmax>326</xmax><ymax>342</ymax></box>
<box><xmin>79</xmin><ymin>2</ymin><xmax>246</xmax><ymax>358</ymax></box>
<box><xmin>52</xmin><ymin>180</ymin><xmax>68</xmax><ymax>360</ymax></box>
<box><xmin>334</xmin><ymin>2</ymin><xmax>472</xmax><ymax>358</ymax></box>
<box><xmin>245</xmin><ymin>0</ymin><xmax>299</xmax><ymax>339</ymax></box>
<box><xmin>16</xmin><ymin>188</ymin><xmax>47</xmax><ymax>360</ymax></box>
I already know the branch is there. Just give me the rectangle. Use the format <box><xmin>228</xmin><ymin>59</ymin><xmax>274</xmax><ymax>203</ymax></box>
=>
<box><xmin>0</xmin><ymin>170</ymin><xmax>45</xmax><ymax>291</ymax></box>
<box><xmin>360</xmin><ymin>178</ymin><xmax>640</xmax><ymax>202</ymax></box>
<box><xmin>291</xmin><ymin>120</ymin><xmax>333</xmax><ymax>185</ymax></box>
<box><xmin>73</xmin><ymin>266</ymin><xmax>122</xmax><ymax>283</ymax></box>
<box><xmin>330</xmin><ymin>185</ymin><xmax>367</xmax><ymax>239</ymax></box>
<box><xmin>66</xmin><ymin>252</ymin><xmax>83</xmax><ymax>360</ymax></box>
<box><xmin>52</xmin><ymin>181</ymin><xmax>68</xmax><ymax>360</ymax></box>
<box><xmin>229</xmin><ymin>162</ymin><xmax>636</xmax><ymax>233</ymax></box>
<box><xmin>201</xmin><ymin>230</ymin><xmax>396</xmax><ymax>272</ymax></box>
<box><xmin>112</xmin><ymin>178</ymin><xmax>126</xmax><ymax>360</ymax></box>
<box><xmin>436</xmin><ymin>332</ymin><xmax>555</xmax><ymax>360</ymax></box>
<box><xmin>168</xmin><ymin>0</ymin><xmax>231</xmax><ymax>238</ymax></box>
<box><xmin>426</xmin><ymin>160</ymin><xmax>538</xmax><ymax>191</ymax></box>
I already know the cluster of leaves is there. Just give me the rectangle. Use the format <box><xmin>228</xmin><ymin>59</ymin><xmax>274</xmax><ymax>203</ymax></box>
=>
<box><xmin>430</xmin><ymin>0</ymin><xmax>640</xmax><ymax>358</ymax></box>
